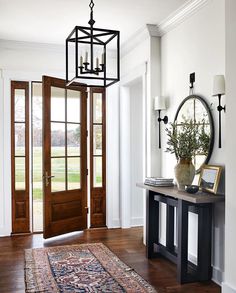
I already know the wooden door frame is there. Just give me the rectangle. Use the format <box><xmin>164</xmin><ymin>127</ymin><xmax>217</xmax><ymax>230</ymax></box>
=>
<box><xmin>11</xmin><ymin>81</ymin><xmax>30</xmax><ymax>234</ymax></box>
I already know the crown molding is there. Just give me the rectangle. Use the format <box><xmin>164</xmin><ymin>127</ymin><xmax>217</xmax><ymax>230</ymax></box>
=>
<box><xmin>0</xmin><ymin>0</ymin><xmax>210</xmax><ymax>59</ymax></box>
<box><xmin>121</xmin><ymin>0</ymin><xmax>209</xmax><ymax>58</ymax></box>
<box><xmin>0</xmin><ymin>39</ymin><xmax>117</xmax><ymax>59</ymax></box>
<box><xmin>146</xmin><ymin>24</ymin><xmax>161</xmax><ymax>37</ymax></box>
<box><xmin>121</xmin><ymin>26</ymin><xmax>151</xmax><ymax>58</ymax></box>
<box><xmin>0</xmin><ymin>39</ymin><xmax>65</xmax><ymax>53</ymax></box>
<box><xmin>157</xmin><ymin>0</ymin><xmax>209</xmax><ymax>36</ymax></box>
<box><xmin>121</xmin><ymin>24</ymin><xmax>160</xmax><ymax>58</ymax></box>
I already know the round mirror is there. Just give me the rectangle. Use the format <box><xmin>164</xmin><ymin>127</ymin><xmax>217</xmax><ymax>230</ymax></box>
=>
<box><xmin>174</xmin><ymin>95</ymin><xmax>214</xmax><ymax>173</ymax></box>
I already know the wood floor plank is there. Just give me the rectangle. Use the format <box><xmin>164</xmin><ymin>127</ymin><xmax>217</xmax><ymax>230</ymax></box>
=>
<box><xmin>0</xmin><ymin>227</ymin><xmax>220</xmax><ymax>293</ymax></box>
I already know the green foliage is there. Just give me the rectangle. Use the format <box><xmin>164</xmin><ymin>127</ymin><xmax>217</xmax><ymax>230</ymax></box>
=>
<box><xmin>165</xmin><ymin>118</ymin><xmax>210</xmax><ymax>161</ymax></box>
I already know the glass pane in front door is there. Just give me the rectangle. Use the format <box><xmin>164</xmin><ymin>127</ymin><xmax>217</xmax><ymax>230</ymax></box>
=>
<box><xmin>50</xmin><ymin>87</ymin><xmax>81</xmax><ymax>192</ymax></box>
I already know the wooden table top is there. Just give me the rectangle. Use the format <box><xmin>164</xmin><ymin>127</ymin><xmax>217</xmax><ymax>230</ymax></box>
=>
<box><xmin>137</xmin><ymin>183</ymin><xmax>225</xmax><ymax>204</ymax></box>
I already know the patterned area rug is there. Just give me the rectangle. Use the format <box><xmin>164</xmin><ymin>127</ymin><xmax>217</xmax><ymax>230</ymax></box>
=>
<box><xmin>25</xmin><ymin>243</ymin><xmax>157</xmax><ymax>292</ymax></box>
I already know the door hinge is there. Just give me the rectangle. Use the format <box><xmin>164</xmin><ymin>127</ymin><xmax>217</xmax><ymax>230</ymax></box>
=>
<box><xmin>86</xmin><ymin>130</ymin><xmax>88</xmax><ymax>137</ymax></box>
<box><xmin>86</xmin><ymin>169</ymin><xmax>88</xmax><ymax>176</ymax></box>
<box><xmin>85</xmin><ymin>207</ymin><xmax>89</xmax><ymax>214</ymax></box>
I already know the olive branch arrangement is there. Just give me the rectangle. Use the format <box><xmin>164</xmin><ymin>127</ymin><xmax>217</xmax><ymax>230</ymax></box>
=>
<box><xmin>165</xmin><ymin>118</ymin><xmax>210</xmax><ymax>161</ymax></box>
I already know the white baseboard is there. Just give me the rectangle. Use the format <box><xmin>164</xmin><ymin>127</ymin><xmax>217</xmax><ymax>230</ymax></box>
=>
<box><xmin>0</xmin><ymin>226</ymin><xmax>11</xmax><ymax>237</ymax></box>
<box><xmin>222</xmin><ymin>282</ymin><xmax>236</xmax><ymax>293</ymax></box>
<box><xmin>131</xmin><ymin>217</ymin><xmax>143</xmax><ymax>227</ymax></box>
<box><xmin>212</xmin><ymin>266</ymin><xmax>224</xmax><ymax>286</ymax></box>
<box><xmin>188</xmin><ymin>253</ymin><xmax>197</xmax><ymax>265</ymax></box>
<box><xmin>110</xmin><ymin>218</ymin><xmax>121</xmax><ymax>228</ymax></box>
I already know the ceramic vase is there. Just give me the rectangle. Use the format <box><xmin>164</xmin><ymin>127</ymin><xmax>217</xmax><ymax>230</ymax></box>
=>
<box><xmin>174</xmin><ymin>158</ymin><xmax>195</xmax><ymax>191</ymax></box>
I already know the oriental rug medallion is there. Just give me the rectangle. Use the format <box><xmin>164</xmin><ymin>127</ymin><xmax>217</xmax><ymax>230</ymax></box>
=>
<box><xmin>25</xmin><ymin>243</ymin><xmax>156</xmax><ymax>292</ymax></box>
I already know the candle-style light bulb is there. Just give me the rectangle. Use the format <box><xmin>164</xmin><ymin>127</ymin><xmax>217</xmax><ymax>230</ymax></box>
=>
<box><xmin>80</xmin><ymin>56</ymin><xmax>83</xmax><ymax>67</ymax></box>
<box><xmin>101</xmin><ymin>52</ymin><xmax>105</xmax><ymax>65</ymax></box>
<box><xmin>96</xmin><ymin>57</ymin><xmax>99</xmax><ymax>68</ymax></box>
<box><xmin>85</xmin><ymin>51</ymin><xmax>88</xmax><ymax>63</ymax></box>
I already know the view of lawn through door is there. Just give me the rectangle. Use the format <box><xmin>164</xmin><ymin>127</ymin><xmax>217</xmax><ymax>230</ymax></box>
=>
<box><xmin>32</xmin><ymin>82</ymin><xmax>43</xmax><ymax>232</ymax></box>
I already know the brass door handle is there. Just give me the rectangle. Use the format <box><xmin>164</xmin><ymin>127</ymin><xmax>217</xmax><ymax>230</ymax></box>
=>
<box><xmin>43</xmin><ymin>171</ymin><xmax>55</xmax><ymax>187</ymax></box>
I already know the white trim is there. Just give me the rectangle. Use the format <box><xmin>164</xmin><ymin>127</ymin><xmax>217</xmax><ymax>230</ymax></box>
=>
<box><xmin>106</xmin><ymin>84</ymin><xmax>120</xmax><ymax>230</ymax></box>
<box><xmin>120</xmin><ymin>63</ymin><xmax>147</xmax><ymax>85</ymax></box>
<box><xmin>121</xmin><ymin>26</ymin><xmax>150</xmax><ymax>59</ymax></box>
<box><xmin>121</xmin><ymin>0</ymin><xmax>209</xmax><ymax>58</ymax></box>
<box><xmin>111</xmin><ymin>218</ymin><xmax>121</xmax><ymax>229</ymax></box>
<box><xmin>119</xmin><ymin>85</ymin><xmax>131</xmax><ymax>228</ymax></box>
<box><xmin>0</xmin><ymin>1</ymin><xmax>209</xmax><ymax>63</ymax></box>
<box><xmin>0</xmin><ymin>39</ymin><xmax>65</xmax><ymax>54</ymax></box>
<box><xmin>222</xmin><ymin>283</ymin><xmax>236</xmax><ymax>293</ymax></box>
<box><xmin>131</xmin><ymin>217</ymin><xmax>144</xmax><ymax>227</ymax></box>
<box><xmin>188</xmin><ymin>253</ymin><xmax>197</xmax><ymax>265</ymax></box>
<box><xmin>212</xmin><ymin>266</ymin><xmax>224</xmax><ymax>286</ymax></box>
<box><xmin>2</xmin><ymin>76</ymin><xmax>12</xmax><ymax>236</ymax></box>
<box><xmin>0</xmin><ymin>71</ymin><xmax>5</xmax><ymax>236</ymax></box>
<box><xmin>120</xmin><ymin>63</ymin><xmax>147</xmax><ymax>229</ymax></box>
<box><xmin>158</xmin><ymin>0</ymin><xmax>209</xmax><ymax>35</ymax></box>
<box><xmin>121</xmin><ymin>24</ymin><xmax>160</xmax><ymax>58</ymax></box>
<box><xmin>0</xmin><ymin>39</ymin><xmax>117</xmax><ymax>60</ymax></box>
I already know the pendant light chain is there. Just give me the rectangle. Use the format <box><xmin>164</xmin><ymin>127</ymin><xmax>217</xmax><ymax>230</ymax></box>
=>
<box><xmin>89</xmin><ymin>0</ymin><xmax>95</xmax><ymax>26</ymax></box>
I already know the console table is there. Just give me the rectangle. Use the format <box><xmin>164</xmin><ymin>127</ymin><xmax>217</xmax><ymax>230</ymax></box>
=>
<box><xmin>137</xmin><ymin>183</ymin><xmax>224</xmax><ymax>284</ymax></box>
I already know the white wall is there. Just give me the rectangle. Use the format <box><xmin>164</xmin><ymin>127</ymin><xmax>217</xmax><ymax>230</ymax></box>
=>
<box><xmin>121</xmin><ymin>26</ymin><xmax>162</xmax><ymax>178</ymax></box>
<box><xmin>106</xmin><ymin>84</ymin><xmax>120</xmax><ymax>228</ymax></box>
<box><xmin>161</xmin><ymin>0</ymin><xmax>225</xmax><ymax>284</ymax></box>
<box><xmin>223</xmin><ymin>0</ymin><xmax>236</xmax><ymax>292</ymax></box>
<box><xmin>0</xmin><ymin>40</ymin><xmax>120</xmax><ymax>235</ymax></box>
<box><xmin>119</xmin><ymin>26</ymin><xmax>162</xmax><ymax>232</ymax></box>
<box><xmin>130</xmin><ymin>79</ymin><xmax>144</xmax><ymax>226</ymax></box>
<box><xmin>0</xmin><ymin>71</ymin><xmax>4</xmax><ymax>235</ymax></box>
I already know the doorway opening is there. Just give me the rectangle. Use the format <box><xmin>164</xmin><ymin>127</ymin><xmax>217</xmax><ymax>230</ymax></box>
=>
<box><xmin>120</xmin><ymin>75</ymin><xmax>146</xmax><ymax>229</ymax></box>
<box><xmin>32</xmin><ymin>82</ymin><xmax>43</xmax><ymax>232</ymax></box>
<box><xmin>11</xmin><ymin>78</ymin><xmax>107</xmax><ymax>237</ymax></box>
<box><xmin>130</xmin><ymin>79</ymin><xmax>144</xmax><ymax>226</ymax></box>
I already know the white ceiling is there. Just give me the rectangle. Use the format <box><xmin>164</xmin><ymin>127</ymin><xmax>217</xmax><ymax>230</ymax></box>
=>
<box><xmin>0</xmin><ymin>0</ymin><xmax>189</xmax><ymax>45</ymax></box>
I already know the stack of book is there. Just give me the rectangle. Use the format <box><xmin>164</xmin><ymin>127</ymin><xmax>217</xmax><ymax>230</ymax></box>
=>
<box><xmin>144</xmin><ymin>177</ymin><xmax>174</xmax><ymax>187</ymax></box>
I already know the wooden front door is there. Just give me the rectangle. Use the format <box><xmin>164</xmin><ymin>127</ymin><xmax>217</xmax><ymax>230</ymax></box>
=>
<box><xmin>43</xmin><ymin>76</ymin><xmax>87</xmax><ymax>239</ymax></box>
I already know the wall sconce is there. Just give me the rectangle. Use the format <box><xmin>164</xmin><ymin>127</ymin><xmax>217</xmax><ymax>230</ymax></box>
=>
<box><xmin>212</xmin><ymin>75</ymin><xmax>226</xmax><ymax>148</ymax></box>
<box><xmin>154</xmin><ymin>96</ymin><xmax>168</xmax><ymax>149</ymax></box>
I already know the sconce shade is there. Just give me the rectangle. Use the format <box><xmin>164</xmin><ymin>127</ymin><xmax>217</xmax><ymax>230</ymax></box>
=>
<box><xmin>154</xmin><ymin>96</ymin><xmax>166</xmax><ymax>110</ymax></box>
<box><xmin>213</xmin><ymin>75</ymin><xmax>225</xmax><ymax>96</ymax></box>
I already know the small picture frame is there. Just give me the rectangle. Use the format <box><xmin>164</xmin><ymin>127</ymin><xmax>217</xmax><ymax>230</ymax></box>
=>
<box><xmin>198</xmin><ymin>165</ymin><xmax>222</xmax><ymax>194</ymax></box>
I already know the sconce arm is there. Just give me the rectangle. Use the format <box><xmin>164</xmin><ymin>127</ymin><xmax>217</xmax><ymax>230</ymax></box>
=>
<box><xmin>217</xmin><ymin>94</ymin><xmax>226</xmax><ymax>113</ymax></box>
<box><xmin>157</xmin><ymin>113</ymin><xmax>168</xmax><ymax>124</ymax></box>
<box><xmin>217</xmin><ymin>105</ymin><xmax>226</xmax><ymax>112</ymax></box>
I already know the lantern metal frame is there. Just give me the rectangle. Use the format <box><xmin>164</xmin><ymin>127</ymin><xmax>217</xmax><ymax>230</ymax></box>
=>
<box><xmin>66</xmin><ymin>0</ymin><xmax>120</xmax><ymax>88</ymax></box>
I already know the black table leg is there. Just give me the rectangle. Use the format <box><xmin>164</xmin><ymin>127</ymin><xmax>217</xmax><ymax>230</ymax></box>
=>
<box><xmin>166</xmin><ymin>205</ymin><xmax>175</xmax><ymax>253</ymax></box>
<box><xmin>197</xmin><ymin>204</ymin><xmax>212</xmax><ymax>281</ymax></box>
<box><xmin>177</xmin><ymin>199</ymin><xmax>189</xmax><ymax>283</ymax></box>
<box><xmin>146</xmin><ymin>190</ymin><xmax>159</xmax><ymax>258</ymax></box>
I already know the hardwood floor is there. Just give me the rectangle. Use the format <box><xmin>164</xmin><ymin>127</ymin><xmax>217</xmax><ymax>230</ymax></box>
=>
<box><xmin>0</xmin><ymin>227</ymin><xmax>220</xmax><ymax>293</ymax></box>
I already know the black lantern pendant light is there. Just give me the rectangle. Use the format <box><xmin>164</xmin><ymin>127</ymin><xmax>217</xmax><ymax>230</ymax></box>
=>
<box><xmin>66</xmin><ymin>0</ymin><xmax>120</xmax><ymax>88</ymax></box>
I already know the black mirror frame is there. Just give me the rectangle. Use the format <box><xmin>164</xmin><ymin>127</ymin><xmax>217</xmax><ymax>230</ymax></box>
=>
<box><xmin>174</xmin><ymin>95</ymin><xmax>215</xmax><ymax>174</ymax></box>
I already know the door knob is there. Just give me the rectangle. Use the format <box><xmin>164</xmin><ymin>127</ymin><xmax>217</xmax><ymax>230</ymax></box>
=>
<box><xmin>43</xmin><ymin>171</ymin><xmax>55</xmax><ymax>187</ymax></box>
